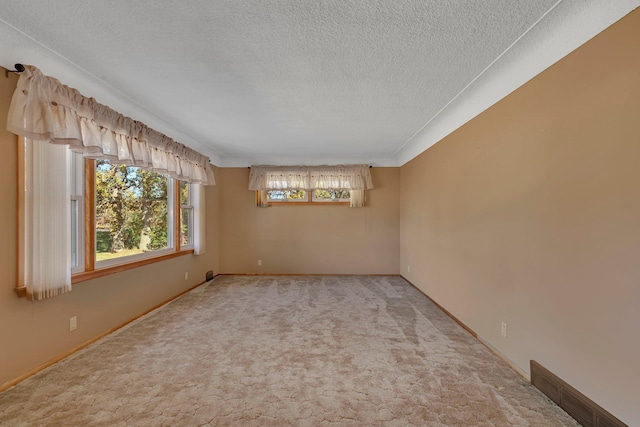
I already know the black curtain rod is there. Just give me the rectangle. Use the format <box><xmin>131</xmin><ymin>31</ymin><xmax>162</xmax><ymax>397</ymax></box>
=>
<box><xmin>5</xmin><ymin>63</ymin><xmax>25</xmax><ymax>78</ymax></box>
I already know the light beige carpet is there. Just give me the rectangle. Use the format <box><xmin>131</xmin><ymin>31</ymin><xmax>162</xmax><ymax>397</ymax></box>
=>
<box><xmin>0</xmin><ymin>275</ymin><xmax>578</xmax><ymax>426</ymax></box>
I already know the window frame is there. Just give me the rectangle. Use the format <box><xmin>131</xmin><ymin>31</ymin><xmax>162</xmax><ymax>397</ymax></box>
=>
<box><xmin>70</xmin><ymin>151</ymin><xmax>85</xmax><ymax>274</ymax></box>
<box><xmin>263</xmin><ymin>189</ymin><xmax>350</xmax><ymax>206</ymax></box>
<box><xmin>71</xmin><ymin>158</ymin><xmax>194</xmax><ymax>284</ymax></box>
<box><xmin>311</xmin><ymin>189</ymin><xmax>351</xmax><ymax>203</ymax></box>
<box><xmin>179</xmin><ymin>180</ymin><xmax>195</xmax><ymax>249</ymax></box>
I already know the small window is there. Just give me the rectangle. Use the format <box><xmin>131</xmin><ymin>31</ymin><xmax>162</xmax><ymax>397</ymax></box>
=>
<box><xmin>263</xmin><ymin>189</ymin><xmax>350</xmax><ymax>205</ymax></box>
<box><xmin>266</xmin><ymin>189</ymin><xmax>309</xmax><ymax>202</ymax></box>
<box><xmin>312</xmin><ymin>189</ymin><xmax>350</xmax><ymax>202</ymax></box>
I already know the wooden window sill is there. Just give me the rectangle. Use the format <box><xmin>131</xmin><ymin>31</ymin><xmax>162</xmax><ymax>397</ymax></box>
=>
<box><xmin>16</xmin><ymin>250</ymin><xmax>195</xmax><ymax>296</ymax></box>
<box><xmin>72</xmin><ymin>249</ymin><xmax>194</xmax><ymax>284</ymax></box>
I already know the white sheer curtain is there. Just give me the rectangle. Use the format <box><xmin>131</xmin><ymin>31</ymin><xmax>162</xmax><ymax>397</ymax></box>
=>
<box><xmin>7</xmin><ymin>65</ymin><xmax>214</xmax><ymax>185</ymax></box>
<box><xmin>349</xmin><ymin>190</ymin><xmax>366</xmax><ymax>208</ymax></box>
<box><xmin>21</xmin><ymin>139</ymin><xmax>71</xmax><ymax>300</ymax></box>
<box><xmin>248</xmin><ymin>164</ymin><xmax>373</xmax><ymax>207</ymax></box>
<box><xmin>192</xmin><ymin>184</ymin><xmax>206</xmax><ymax>255</ymax></box>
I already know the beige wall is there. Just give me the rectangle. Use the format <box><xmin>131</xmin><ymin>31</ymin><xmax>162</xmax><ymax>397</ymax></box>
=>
<box><xmin>400</xmin><ymin>9</ymin><xmax>640</xmax><ymax>425</ymax></box>
<box><xmin>218</xmin><ymin>167</ymin><xmax>400</xmax><ymax>274</ymax></box>
<box><xmin>2</xmin><ymin>8</ymin><xmax>638</xmax><ymax>425</ymax></box>
<box><xmin>0</xmin><ymin>71</ymin><xmax>221</xmax><ymax>388</ymax></box>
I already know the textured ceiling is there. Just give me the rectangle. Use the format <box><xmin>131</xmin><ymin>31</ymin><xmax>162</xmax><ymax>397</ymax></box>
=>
<box><xmin>0</xmin><ymin>0</ymin><xmax>638</xmax><ymax>166</ymax></box>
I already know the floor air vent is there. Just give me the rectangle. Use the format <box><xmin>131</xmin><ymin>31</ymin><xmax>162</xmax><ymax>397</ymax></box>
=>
<box><xmin>530</xmin><ymin>360</ymin><xmax>627</xmax><ymax>427</ymax></box>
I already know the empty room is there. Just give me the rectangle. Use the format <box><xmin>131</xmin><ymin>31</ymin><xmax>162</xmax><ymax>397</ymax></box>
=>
<box><xmin>0</xmin><ymin>1</ymin><xmax>638</xmax><ymax>426</ymax></box>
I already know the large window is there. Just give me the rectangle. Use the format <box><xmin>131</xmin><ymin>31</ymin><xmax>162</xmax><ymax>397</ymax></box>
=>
<box><xmin>17</xmin><ymin>143</ymin><xmax>204</xmax><ymax>299</ymax></box>
<box><xmin>11</xmin><ymin>66</ymin><xmax>213</xmax><ymax>299</ymax></box>
<box><xmin>68</xmin><ymin>153</ymin><xmax>197</xmax><ymax>281</ymax></box>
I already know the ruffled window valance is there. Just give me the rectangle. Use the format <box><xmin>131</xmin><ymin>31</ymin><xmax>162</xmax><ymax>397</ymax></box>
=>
<box><xmin>248</xmin><ymin>164</ymin><xmax>373</xmax><ymax>191</ymax></box>
<box><xmin>249</xmin><ymin>164</ymin><xmax>373</xmax><ymax>208</ymax></box>
<box><xmin>7</xmin><ymin>65</ymin><xmax>214</xmax><ymax>185</ymax></box>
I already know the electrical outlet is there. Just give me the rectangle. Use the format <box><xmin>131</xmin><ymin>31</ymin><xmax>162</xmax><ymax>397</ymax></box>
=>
<box><xmin>407</xmin><ymin>265</ymin><xmax>411</xmax><ymax>273</ymax></box>
<box><xmin>501</xmin><ymin>322</ymin><xmax>507</xmax><ymax>338</ymax></box>
<box><xmin>257</xmin><ymin>260</ymin><xmax>262</xmax><ymax>266</ymax></box>
<box><xmin>184</xmin><ymin>272</ymin><xmax>188</xmax><ymax>280</ymax></box>
<box><xmin>70</xmin><ymin>316</ymin><xmax>77</xmax><ymax>332</ymax></box>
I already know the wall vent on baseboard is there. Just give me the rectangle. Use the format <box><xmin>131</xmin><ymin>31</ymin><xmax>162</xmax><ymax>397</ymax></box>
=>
<box><xmin>530</xmin><ymin>360</ymin><xmax>627</xmax><ymax>427</ymax></box>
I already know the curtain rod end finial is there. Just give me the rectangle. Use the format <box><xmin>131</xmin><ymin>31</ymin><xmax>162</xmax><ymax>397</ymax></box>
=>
<box><xmin>5</xmin><ymin>64</ymin><xmax>25</xmax><ymax>77</ymax></box>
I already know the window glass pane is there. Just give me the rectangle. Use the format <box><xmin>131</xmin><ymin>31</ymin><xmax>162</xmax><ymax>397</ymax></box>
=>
<box><xmin>95</xmin><ymin>160</ymin><xmax>169</xmax><ymax>262</ymax></box>
<box><xmin>69</xmin><ymin>151</ymin><xmax>84</xmax><ymax>272</ymax></box>
<box><xmin>181</xmin><ymin>207</ymin><xmax>194</xmax><ymax>246</ymax></box>
<box><xmin>179</xmin><ymin>181</ymin><xmax>193</xmax><ymax>247</ymax></box>
<box><xmin>313</xmin><ymin>189</ymin><xmax>350</xmax><ymax>201</ymax></box>
<box><xmin>267</xmin><ymin>190</ymin><xmax>286</xmax><ymax>200</ymax></box>
<box><xmin>179</xmin><ymin>181</ymin><xmax>189</xmax><ymax>206</ymax></box>
<box><xmin>267</xmin><ymin>189</ymin><xmax>308</xmax><ymax>202</ymax></box>
<box><xmin>71</xmin><ymin>199</ymin><xmax>77</xmax><ymax>268</ymax></box>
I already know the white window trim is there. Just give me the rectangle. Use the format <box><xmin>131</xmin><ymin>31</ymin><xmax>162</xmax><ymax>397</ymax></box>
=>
<box><xmin>70</xmin><ymin>151</ymin><xmax>84</xmax><ymax>274</ymax></box>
